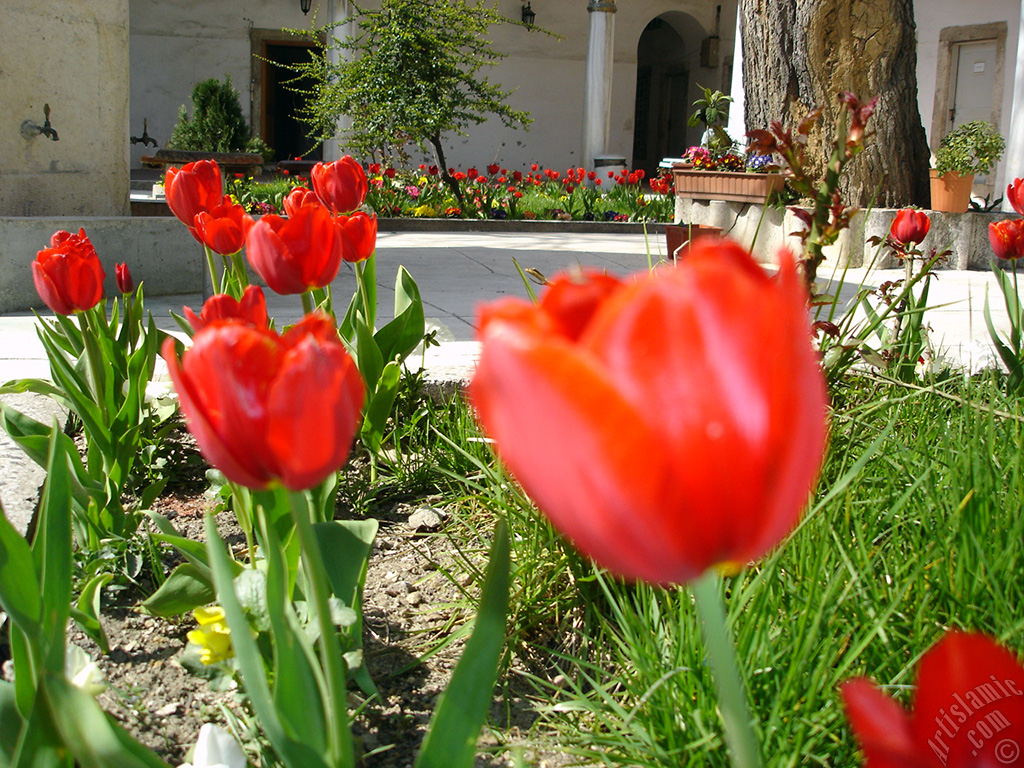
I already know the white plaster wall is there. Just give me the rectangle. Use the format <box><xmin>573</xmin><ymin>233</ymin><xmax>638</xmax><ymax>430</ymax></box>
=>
<box><xmin>129</xmin><ymin>0</ymin><xmax>321</xmax><ymax>168</ymax></box>
<box><xmin>128</xmin><ymin>0</ymin><xmax>737</xmax><ymax>173</ymax></box>
<box><xmin>0</xmin><ymin>1</ymin><xmax>130</xmax><ymax>216</ymax></box>
<box><xmin>915</xmin><ymin>0</ymin><xmax>1020</xmax><ymax>197</ymax></box>
<box><xmin>915</xmin><ymin>0</ymin><xmax>1020</xmax><ymax>144</ymax></box>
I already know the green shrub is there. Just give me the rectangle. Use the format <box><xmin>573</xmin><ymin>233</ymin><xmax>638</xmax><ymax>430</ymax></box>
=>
<box><xmin>934</xmin><ymin>120</ymin><xmax>1005</xmax><ymax>176</ymax></box>
<box><xmin>168</xmin><ymin>76</ymin><xmax>273</xmax><ymax>160</ymax></box>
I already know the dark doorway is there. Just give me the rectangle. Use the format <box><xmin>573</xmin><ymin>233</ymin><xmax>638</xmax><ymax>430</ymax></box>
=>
<box><xmin>631</xmin><ymin>18</ymin><xmax>696</xmax><ymax>177</ymax></box>
<box><xmin>262</xmin><ymin>43</ymin><xmax>323</xmax><ymax>162</ymax></box>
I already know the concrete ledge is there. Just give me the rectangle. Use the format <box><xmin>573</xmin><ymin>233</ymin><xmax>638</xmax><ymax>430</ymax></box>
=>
<box><xmin>0</xmin><ymin>217</ymin><xmax>202</xmax><ymax>314</ymax></box>
<box><xmin>674</xmin><ymin>199</ymin><xmax>1017</xmax><ymax>270</ymax></box>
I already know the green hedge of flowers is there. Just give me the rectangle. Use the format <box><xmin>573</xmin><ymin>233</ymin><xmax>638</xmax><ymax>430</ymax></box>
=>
<box><xmin>227</xmin><ymin>163</ymin><xmax>676</xmax><ymax>223</ymax></box>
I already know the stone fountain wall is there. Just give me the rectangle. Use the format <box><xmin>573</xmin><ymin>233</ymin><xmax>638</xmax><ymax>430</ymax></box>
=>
<box><xmin>0</xmin><ymin>1</ymin><xmax>130</xmax><ymax>217</ymax></box>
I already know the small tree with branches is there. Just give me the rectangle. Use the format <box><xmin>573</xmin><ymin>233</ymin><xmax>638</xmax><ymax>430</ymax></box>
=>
<box><xmin>289</xmin><ymin>0</ymin><xmax>532</xmax><ymax>206</ymax></box>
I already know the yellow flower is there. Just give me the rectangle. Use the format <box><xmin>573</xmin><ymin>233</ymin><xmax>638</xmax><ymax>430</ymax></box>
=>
<box><xmin>187</xmin><ymin>605</ymin><xmax>233</xmax><ymax>665</ymax></box>
<box><xmin>412</xmin><ymin>204</ymin><xmax>436</xmax><ymax>217</ymax></box>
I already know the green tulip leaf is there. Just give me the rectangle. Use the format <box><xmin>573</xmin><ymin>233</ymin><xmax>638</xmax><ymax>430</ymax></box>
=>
<box><xmin>140</xmin><ymin>564</ymin><xmax>215</xmax><ymax>618</ymax></box>
<box><xmin>414</xmin><ymin>519</ymin><xmax>510</xmax><ymax>768</ymax></box>
<box><xmin>71</xmin><ymin>573</ymin><xmax>115</xmax><ymax>653</ymax></box>
<box><xmin>374</xmin><ymin>266</ymin><xmax>425</xmax><ymax>365</ymax></box>
<box><xmin>0</xmin><ymin>505</ymin><xmax>41</xmax><ymax>642</ymax></box>
<box><xmin>360</xmin><ymin>361</ymin><xmax>401</xmax><ymax>453</ymax></box>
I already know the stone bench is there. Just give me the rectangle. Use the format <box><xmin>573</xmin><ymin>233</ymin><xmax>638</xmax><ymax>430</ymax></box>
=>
<box><xmin>141</xmin><ymin>149</ymin><xmax>264</xmax><ymax>175</ymax></box>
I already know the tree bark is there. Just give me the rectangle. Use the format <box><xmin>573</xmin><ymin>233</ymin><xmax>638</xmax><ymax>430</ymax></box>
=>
<box><xmin>740</xmin><ymin>0</ymin><xmax>931</xmax><ymax>207</ymax></box>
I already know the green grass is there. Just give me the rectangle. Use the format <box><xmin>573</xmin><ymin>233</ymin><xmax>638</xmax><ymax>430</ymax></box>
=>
<box><xmin>366</xmin><ymin>371</ymin><xmax>1024</xmax><ymax>766</ymax></box>
<box><xmin>496</xmin><ymin>373</ymin><xmax>1024</xmax><ymax>767</ymax></box>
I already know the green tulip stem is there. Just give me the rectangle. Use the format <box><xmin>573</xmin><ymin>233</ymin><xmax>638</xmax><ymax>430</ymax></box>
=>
<box><xmin>203</xmin><ymin>245</ymin><xmax>218</xmax><ymax>298</ymax></box>
<box><xmin>691</xmin><ymin>570</ymin><xmax>763</xmax><ymax>768</ymax></box>
<box><xmin>288</xmin><ymin>489</ymin><xmax>354</xmax><ymax>768</ymax></box>
<box><xmin>301</xmin><ymin>290</ymin><xmax>315</xmax><ymax>316</ymax></box>
<box><xmin>229</xmin><ymin>251</ymin><xmax>250</xmax><ymax>297</ymax></box>
<box><xmin>1012</xmin><ymin>261</ymin><xmax>1020</xmax><ymax>352</ymax></box>
<box><xmin>354</xmin><ymin>261</ymin><xmax>373</xmax><ymax>329</ymax></box>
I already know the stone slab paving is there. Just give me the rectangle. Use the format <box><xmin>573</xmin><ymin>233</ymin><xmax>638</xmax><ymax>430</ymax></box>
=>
<box><xmin>0</xmin><ymin>231</ymin><xmax>1011</xmax><ymax>533</ymax></box>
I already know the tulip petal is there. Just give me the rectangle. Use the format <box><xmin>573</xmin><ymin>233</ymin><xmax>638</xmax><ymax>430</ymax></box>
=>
<box><xmin>842</xmin><ymin>678</ymin><xmax>922</xmax><ymax>768</ymax></box>
<box><xmin>910</xmin><ymin>632</ymin><xmax>1024</xmax><ymax>767</ymax></box>
<box><xmin>163</xmin><ymin>333</ymin><xmax>280</xmax><ymax>489</ymax></box>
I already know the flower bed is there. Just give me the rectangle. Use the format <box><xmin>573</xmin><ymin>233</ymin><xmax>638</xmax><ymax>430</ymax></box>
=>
<box><xmin>221</xmin><ymin>162</ymin><xmax>676</xmax><ymax>224</ymax></box>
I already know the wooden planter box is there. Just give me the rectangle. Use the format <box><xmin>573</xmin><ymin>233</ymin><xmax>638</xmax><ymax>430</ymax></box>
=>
<box><xmin>672</xmin><ymin>164</ymin><xmax>784</xmax><ymax>204</ymax></box>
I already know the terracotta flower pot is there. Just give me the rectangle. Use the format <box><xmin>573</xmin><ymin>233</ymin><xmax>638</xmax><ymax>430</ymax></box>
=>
<box><xmin>664</xmin><ymin>223</ymin><xmax>723</xmax><ymax>260</ymax></box>
<box><xmin>672</xmin><ymin>164</ymin><xmax>785</xmax><ymax>204</ymax></box>
<box><xmin>929</xmin><ymin>169</ymin><xmax>974</xmax><ymax>213</ymax></box>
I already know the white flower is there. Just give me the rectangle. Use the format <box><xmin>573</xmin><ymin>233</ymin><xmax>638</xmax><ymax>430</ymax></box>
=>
<box><xmin>65</xmin><ymin>643</ymin><xmax>106</xmax><ymax>697</ymax></box>
<box><xmin>178</xmin><ymin>723</ymin><xmax>247</xmax><ymax>768</ymax></box>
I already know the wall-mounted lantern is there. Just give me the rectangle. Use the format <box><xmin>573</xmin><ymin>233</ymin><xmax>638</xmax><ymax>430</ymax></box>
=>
<box><xmin>521</xmin><ymin>1</ymin><xmax>536</xmax><ymax>26</ymax></box>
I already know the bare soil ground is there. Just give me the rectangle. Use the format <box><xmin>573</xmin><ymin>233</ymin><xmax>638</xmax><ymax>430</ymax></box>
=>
<box><xmin>60</xmin><ymin>429</ymin><xmax>576</xmax><ymax>768</ymax></box>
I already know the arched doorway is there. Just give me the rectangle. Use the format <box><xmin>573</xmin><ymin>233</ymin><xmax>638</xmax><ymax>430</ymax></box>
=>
<box><xmin>631</xmin><ymin>14</ymin><xmax>716</xmax><ymax>177</ymax></box>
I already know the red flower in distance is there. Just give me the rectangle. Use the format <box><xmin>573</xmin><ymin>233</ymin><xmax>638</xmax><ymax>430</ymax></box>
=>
<box><xmin>469</xmin><ymin>240</ymin><xmax>828</xmax><ymax>584</ymax></box>
<box><xmin>1006</xmin><ymin>177</ymin><xmax>1024</xmax><ymax>216</ymax></box>
<box><xmin>163</xmin><ymin>312</ymin><xmax>365</xmax><ymax>491</ymax></box>
<box><xmin>32</xmin><ymin>229</ymin><xmax>106</xmax><ymax>315</ymax></box>
<box><xmin>336</xmin><ymin>212</ymin><xmax>377</xmax><ymax>263</ymax></box>
<box><xmin>989</xmin><ymin>218</ymin><xmax>1024</xmax><ymax>261</ymax></box>
<box><xmin>183</xmin><ymin>285</ymin><xmax>269</xmax><ymax>333</ymax></box>
<box><xmin>311</xmin><ymin>156</ymin><xmax>368</xmax><ymax>215</ymax></box>
<box><xmin>487</xmin><ymin>163</ymin><xmax>500</xmax><ymax>175</ymax></box>
<box><xmin>890</xmin><ymin>208</ymin><xmax>931</xmax><ymax>246</ymax></box>
<box><xmin>246</xmin><ymin>202</ymin><xmax>342</xmax><ymax>295</ymax></box>
<box><xmin>165</xmin><ymin>160</ymin><xmax>223</xmax><ymax>240</ymax></box>
<box><xmin>115</xmin><ymin>262</ymin><xmax>134</xmax><ymax>295</ymax></box>
<box><xmin>842</xmin><ymin>631</ymin><xmax>1024</xmax><ymax>768</ymax></box>
<box><xmin>194</xmin><ymin>197</ymin><xmax>255</xmax><ymax>255</ymax></box>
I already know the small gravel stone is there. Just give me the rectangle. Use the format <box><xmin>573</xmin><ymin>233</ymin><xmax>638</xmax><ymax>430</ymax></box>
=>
<box><xmin>406</xmin><ymin>507</ymin><xmax>444</xmax><ymax>533</ymax></box>
<box><xmin>405</xmin><ymin>591</ymin><xmax>423</xmax><ymax>606</ymax></box>
<box><xmin>386</xmin><ymin>581</ymin><xmax>412</xmax><ymax>597</ymax></box>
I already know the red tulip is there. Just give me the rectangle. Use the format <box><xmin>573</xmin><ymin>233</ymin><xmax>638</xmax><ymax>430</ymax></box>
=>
<box><xmin>32</xmin><ymin>229</ymin><xmax>106</xmax><ymax>315</ymax></box>
<box><xmin>165</xmin><ymin>160</ymin><xmax>223</xmax><ymax>240</ymax></box>
<box><xmin>310</xmin><ymin>156</ymin><xmax>368</xmax><ymax>215</ymax></box>
<box><xmin>842</xmin><ymin>631</ymin><xmax>1024</xmax><ymax>768</ymax></box>
<box><xmin>115</xmin><ymin>262</ymin><xmax>134</xmax><ymax>295</ymax></box>
<box><xmin>890</xmin><ymin>208</ymin><xmax>931</xmax><ymax>246</ymax></box>
<box><xmin>163</xmin><ymin>312</ymin><xmax>365</xmax><ymax>491</ymax></box>
<box><xmin>1007</xmin><ymin>178</ymin><xmax>1024</xmax><ymax>216</ymax></box>
<box><xmin>282</xmin><ymin>187</ymin><xmax>324</xmax><ymax>218</ymax></box>
<box><xmin>194</xmin><ymin>196</ymin><xmax>255</xmax><ymax>255</ymax></box>
<box><xmin>246</xmin><ymin>202</ymin><xmax>342</xmax><ymax>295</ymax></box>
<box><xmin>469</xmin><ymin>240</ymin><xmax>828</xmax><ymax>584</ymax></box>
<box><xmin>183</xmin><ymin>285</ymin><xmax>269</xmax><ymax>333</ymax></box>
<box><xmin>989</xmin><ymin>218</ymin><xmax>1024</xmax><ymax>261</ymax></box>
<box><xmin>337</xmin><ymin>212</ymin><xmax>377</xmax><ymax>263</ymax></box>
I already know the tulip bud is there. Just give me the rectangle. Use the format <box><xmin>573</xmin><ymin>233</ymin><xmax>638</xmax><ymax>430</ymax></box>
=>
<box><xmin>989</xmin><ymin>218</ymin><xmax>1024</xmax><ymax>261</ymax></box>
<box><xmin>889</xmin><ymin>208</ymin><xmax>931</xmax><ymax>246</ymax></box>
<box><xmin>32</xmin><ymin>228</ymin><xmax>106</xmax><ymax>315</ymax></box>
<box><xmin>115</xmin><ymin>262</ymin><xmax>134</xmax><ymax>294</ymax></box>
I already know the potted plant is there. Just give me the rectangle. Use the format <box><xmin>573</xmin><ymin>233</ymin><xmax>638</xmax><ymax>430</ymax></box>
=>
<box><xmin>673</xmin><ymin>87</ymin><xmax>784</xmax><ymax>204</ymax></box>
<box><xmin>930</xmin><ymin>120</ymin><xmax>1005</xmax><ymax>212</ymax></box>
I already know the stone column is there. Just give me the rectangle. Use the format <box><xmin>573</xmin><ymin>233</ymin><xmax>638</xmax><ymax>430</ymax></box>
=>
<box><xmin>581</xmin><ymin>0</ymin><xmax>617</xmax><ymax>171</ymax></box>
<box><xmin>323</xmin><ymin>0</ymin><xmax>353</xmax><ymax>162</ymax></box>
<box><xmin>1002</xmin><ymin>0</ymin><xmax>1024</xmax><ymax>210</ymax></box>
<box><xmin>725</xmin><ymin>7</ymin><xmax>745</xmax><ymax>147</ymax></box>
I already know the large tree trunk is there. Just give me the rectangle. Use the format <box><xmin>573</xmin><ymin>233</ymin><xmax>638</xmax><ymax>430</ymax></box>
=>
<box><xmin>740</xmin><ymin>0</ymin><xmax>931</xmax><ymax>208</ymax></box>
